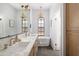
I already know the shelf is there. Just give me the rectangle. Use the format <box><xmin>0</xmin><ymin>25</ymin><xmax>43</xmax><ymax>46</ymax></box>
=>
<box><xmin>38</xmin><ymin>25</ymin><xmax>44</xmax><ymax>27</ymax></box>
<box><xmin>38</xmin><ymin>32</ymin><xmax>44</xmax><ymax>35</ymax></box>
<box><xmin>22</xmin><ymin>26</ymin><xmax>28</xmax><ymax>28</ymax></box>
<box><xmin>38</xmin><ymin>35</ymin><xmax>45</xmax><ymax>36</ymax></box>
<box><xmin>38</xmin><ymin>34</ymin><xmax>45</xmax><ymax>35</ymax></box>
<box><xmin>39</xmin><ymin>31</ymin><xmax>44</xmax><ymax>32</ymax></box>
<box><xmin>38</xmin><ymin>27</ymin><xmax>44</xmax><ymax>28</ymax></box>
<box><xmin>38</xmin><ymin>21</ymin><xmax>44</xmax><ymax>23</ymax></box>
<box><xmin>38</xmin><ymin>29</ymin><xmax>44</xmax><ymax>31</ymax></box>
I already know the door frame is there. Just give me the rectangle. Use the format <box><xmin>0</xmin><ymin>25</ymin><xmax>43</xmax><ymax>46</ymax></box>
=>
<box><xmin>61</xmin><ymin>3</ymin><xmax>66</xmax><ymax>56</ymax></box>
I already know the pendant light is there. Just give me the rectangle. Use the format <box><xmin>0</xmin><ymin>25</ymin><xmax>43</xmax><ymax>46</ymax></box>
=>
<box><xmin>39</xmin><ymin>6</ymin><xmax>44</xmax><ymax>18</ymax></box>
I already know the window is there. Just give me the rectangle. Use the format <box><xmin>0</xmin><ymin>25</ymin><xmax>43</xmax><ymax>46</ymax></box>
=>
<box><xmin>38</xmin><ymin>17</ymin><xmax>45</xmax><ymax>36</ymax></box>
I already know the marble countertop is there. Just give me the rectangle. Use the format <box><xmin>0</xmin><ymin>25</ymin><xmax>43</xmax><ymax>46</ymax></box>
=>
<box><xmin>0</xmin><ymin>34</ymin><xmax>38</xmax><ymax>56</ymax></box>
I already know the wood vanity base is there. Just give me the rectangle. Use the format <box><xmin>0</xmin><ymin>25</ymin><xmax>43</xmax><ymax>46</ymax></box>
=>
<box><xmin>29</xmin><ymin>43</ymin><xmax>38</xmax><ymax>56</ymax></box>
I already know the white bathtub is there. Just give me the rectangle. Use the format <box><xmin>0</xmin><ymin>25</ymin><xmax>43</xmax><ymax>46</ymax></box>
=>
<box><xmin>37</xmin><ymin>36</ymin><xmax>50</xmax><ymax>46</ymax></box>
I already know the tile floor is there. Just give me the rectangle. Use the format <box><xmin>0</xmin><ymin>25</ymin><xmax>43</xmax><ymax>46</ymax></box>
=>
<box><xmin>36</xmin><ymin>46</ymin><xmax>61</xmax><ymax>56</ymax></box>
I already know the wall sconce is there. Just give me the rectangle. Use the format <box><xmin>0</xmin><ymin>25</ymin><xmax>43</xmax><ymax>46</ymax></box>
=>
<box><xmin>25</xmin><ymin>5</ymin><xmax>29</xmax><ymax>9</ymax></box>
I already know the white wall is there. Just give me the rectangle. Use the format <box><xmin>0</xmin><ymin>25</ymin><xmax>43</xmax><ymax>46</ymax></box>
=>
<box><xmin>0</xmin><ymin>3</ymin><xmax>20</xmax><ymax>38</ymax></box>
<box><xmin>49</xmin><ymin>3</ymin><xmax>63</xmax><ymax>55</ymax></box>
<box><xmin>55</xmin><ymin>11</ymin><xmax>61</xmax><ymax>50</ymax></box>
<box><xmin>49</xmin><ymin>3</ymin><xmax>61</xmax><ymax>19</ymax></box>
<box><xmin>31</xmin><ymin>9</ymin><xmax>50</xmax><ymax>36</ymax></box>
<box><xmin>50</xmin><ymin>11</ymin><xmax>61</xmax><ymax>50</ymax></box>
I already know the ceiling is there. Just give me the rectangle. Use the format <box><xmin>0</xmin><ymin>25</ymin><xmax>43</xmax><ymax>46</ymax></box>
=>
<box><xmin>10</xmin><ymin>3</ymin><xmax>52</xmax><ymax>10</ymax></box>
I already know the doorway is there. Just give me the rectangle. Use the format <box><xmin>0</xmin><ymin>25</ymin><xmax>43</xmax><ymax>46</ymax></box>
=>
<box><xmin>66</xmin><ymin>3</ymin><xmax>79</xmax><ymax>56</ymax></box>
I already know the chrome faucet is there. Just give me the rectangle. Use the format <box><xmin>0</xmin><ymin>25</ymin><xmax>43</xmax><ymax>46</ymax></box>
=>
<box><xmin>9</xmin><ymin>35</ymin><xmax>21</xmax><ymax>46</ymax></box>
<box><xmin>15</xmin><ymin>35</ymin><xmax>21</xmax><ymax>42</ymax></box>
<box><xmin>9</xmin><ymin>38</ymin><xmax>16</xmax><ymax>46</ymax></box>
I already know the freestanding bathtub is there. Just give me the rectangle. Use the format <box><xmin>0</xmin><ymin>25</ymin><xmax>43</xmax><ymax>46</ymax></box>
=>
<box><xmin>37</xmin><ymin>36</ymin><xmax>50</xmax><ymax>46</ymax></box>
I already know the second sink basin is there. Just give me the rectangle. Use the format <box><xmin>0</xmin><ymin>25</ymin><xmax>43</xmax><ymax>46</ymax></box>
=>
<box><xmin>0</xmin><ymin>42</ymin><xmax>30</xmax><ymax>56</ymax></box>
<box><xmin>9</xmin><ymin>42</ymin><xmax>29</xmax><ymax>51</ymax></box>
<box><xmin>6</xmin><ymin>42</ymin><xmax>29</xmax><ymax>55</ymax></box>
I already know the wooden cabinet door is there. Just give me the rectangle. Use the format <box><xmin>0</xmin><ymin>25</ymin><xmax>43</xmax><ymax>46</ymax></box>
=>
<box><xmin>66</xmin><ymin>3</ymin><xmax>79</xmax><ymax>56</ymax></box>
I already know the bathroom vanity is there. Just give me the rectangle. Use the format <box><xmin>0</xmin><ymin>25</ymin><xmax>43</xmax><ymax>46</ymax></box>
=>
<box><xmin>0</xmin><ymin>34</ymin><xmax>38</xmax><ymax>56</ymax></box>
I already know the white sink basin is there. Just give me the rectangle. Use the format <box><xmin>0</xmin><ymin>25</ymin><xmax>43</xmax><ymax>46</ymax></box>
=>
<box><xmin>9</xmin><ymin>42</ymin><xmax>29</xmax><ymax>51</ymax></box>
<box><xmin>0</xmin><ymin>42</ymin><xmax>29</xmax><ymax>56</ymax></box>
